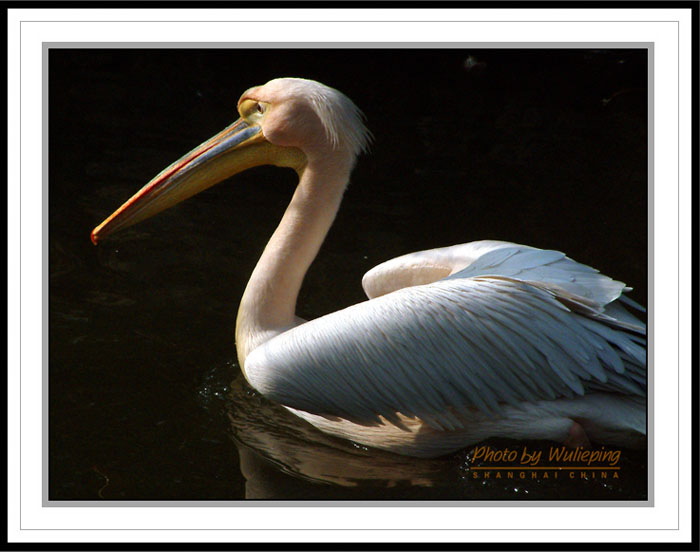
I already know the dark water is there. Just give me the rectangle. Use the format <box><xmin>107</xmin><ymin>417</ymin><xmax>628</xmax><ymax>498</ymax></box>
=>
<box><xmin>49</xmin><ymin>49</ymin><xmax>648</xmax><ymax>501</ymax></box>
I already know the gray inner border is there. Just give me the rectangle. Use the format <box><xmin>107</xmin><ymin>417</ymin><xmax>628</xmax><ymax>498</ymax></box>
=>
<box><xmin>42</xmin><ymin>42</ymin><xmax>655</xmax><ymax>513</ymax></box>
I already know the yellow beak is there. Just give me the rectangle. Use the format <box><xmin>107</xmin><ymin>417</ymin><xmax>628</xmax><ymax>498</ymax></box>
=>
<box><xmin>91</xmin><ymin>118</ymin><xmax>302</xmax><ymax>245</ymax></box>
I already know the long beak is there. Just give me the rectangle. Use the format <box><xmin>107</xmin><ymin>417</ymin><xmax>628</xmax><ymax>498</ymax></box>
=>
<box><xmin>91</xmin><ymin>118</ymin><xmax>268</xmax><ymax>244</ymax></box>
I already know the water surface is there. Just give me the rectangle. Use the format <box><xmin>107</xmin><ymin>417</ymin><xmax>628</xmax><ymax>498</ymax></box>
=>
<box><xmin>49</xmin><ymin>49</ymin><xmax>648</xmax><ymax>501</ymax></box>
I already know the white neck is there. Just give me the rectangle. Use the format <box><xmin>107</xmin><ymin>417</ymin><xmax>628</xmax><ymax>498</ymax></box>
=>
<box><xmin>235</xmin><ymin>155</ymin><xmax>352</xmax><ymax>369</ymax></box>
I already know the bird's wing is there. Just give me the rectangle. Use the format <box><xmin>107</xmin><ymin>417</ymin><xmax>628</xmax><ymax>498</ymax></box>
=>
<box><xmin>244</xmin><ymin>270</ymin><xmax>646</xmax><ymax>431</ymax></box>
<box><xmin>362</xmin><ymin>240</ymin><xmax>516</xmax><ymax>299</ymax></box>
<box><xmin>363</xmin><ymin>241</ymin><xmax>634</xmax><ymax>314</ymax></box>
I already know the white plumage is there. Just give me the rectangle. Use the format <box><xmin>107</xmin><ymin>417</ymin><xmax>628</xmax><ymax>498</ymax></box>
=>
<box><xmin>92</xmin><ymin>78</ymin><xmax>646</xmax><ymax>458</ymax></box>
<box><xmin>245</xmin><ymin>240</ymin><xmax>646</xmax><ymax>456</ymax></box>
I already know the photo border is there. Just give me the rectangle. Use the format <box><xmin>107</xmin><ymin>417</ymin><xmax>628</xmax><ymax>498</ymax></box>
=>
<box><xmin>7</xmin><ymin>3</ymin><xmax>696</xmax><ymax>547</ymax></box>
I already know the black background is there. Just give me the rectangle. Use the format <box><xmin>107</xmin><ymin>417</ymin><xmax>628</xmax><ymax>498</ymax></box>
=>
<box><xmin>49</xmin><ymin>48</ymin><xmax>647</xmax><ymax>500</ymax></box>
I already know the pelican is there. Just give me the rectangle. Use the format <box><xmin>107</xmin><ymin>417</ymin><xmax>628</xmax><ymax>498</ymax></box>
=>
<box><xmin>92</xmin><ymin>78</ymin><xmax>646</xmax><ymax>458</ymax></box>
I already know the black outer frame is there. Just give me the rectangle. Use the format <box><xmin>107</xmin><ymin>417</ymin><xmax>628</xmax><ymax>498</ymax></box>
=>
<box><xmin>2</xmin><ymin>0</ymin><xmax>698</xmax><ymax>550</ymax></box>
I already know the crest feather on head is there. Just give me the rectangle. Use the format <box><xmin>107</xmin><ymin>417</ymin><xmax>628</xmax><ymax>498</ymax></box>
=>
<box><xmin>271</xmin><ymin>78</ymin><xmax>372</xmax><ymax>157</ymax></box>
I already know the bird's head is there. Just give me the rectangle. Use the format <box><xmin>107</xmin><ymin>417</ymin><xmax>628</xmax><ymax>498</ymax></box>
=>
<box><xmin>91</xmin><ymin>77</ymin><xmax>370</xmax><ymax>244</ymax></box>
<box><xmin>240</xmin><ymin>78</ymin><xmax>370</xmax><ymax>161</ymax></box>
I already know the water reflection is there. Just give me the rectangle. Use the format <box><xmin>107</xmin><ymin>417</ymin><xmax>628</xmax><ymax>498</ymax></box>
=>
<box><xmin>217</xmin><ymin>372</ymin><xmax>646</xmax><ymax>501</ymax></box>
<box><xmin>227</xmin><ymin>376</ymin><xmax>448</xmax><ymax>492</ymax></box>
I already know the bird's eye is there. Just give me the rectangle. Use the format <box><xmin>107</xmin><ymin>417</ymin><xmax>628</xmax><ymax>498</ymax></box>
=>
<box><xmin>239</xmin><ymin>98</ymin><xmax>267</xmax><ymax>121</ymax></box>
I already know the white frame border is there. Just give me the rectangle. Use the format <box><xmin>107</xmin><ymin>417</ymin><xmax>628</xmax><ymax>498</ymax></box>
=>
<box><xmin>7</xmin><ymin>7</ymin><xmax>694</xmax><ymax>545</ymax></box>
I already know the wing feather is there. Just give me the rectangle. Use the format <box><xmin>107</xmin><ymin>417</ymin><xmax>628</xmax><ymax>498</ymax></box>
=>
<box><xmin>245</xmin><ymin>273</ymin><xmax>646</xmax><ymax>429</ymax></box>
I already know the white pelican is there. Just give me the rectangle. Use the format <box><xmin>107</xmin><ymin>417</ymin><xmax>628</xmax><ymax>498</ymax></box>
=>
<box><xmin>92</xmin><ymin>78</ymin><xmax>646</xmax><ymax>458</ymax></box>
